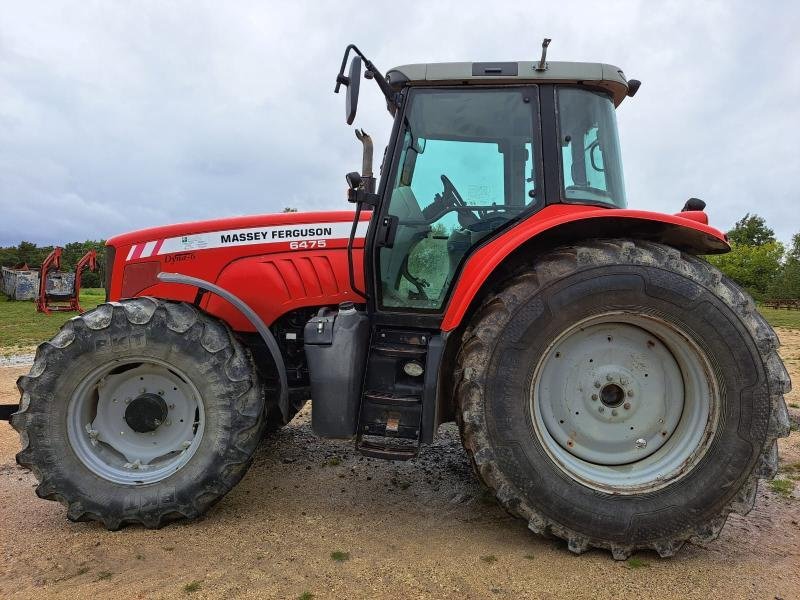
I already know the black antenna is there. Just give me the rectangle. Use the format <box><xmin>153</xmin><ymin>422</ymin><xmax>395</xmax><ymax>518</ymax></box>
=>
<box><xmin>535</xmin><ymin>38</ymin><xmax>552</xmax><ymax>71</ymax></box>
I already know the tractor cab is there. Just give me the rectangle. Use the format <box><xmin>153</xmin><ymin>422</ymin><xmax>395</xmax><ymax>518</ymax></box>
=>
<box><xmin>335</xmin><ymin>41</ymin><xmax>638</xmax><ymax>313</ymax></box>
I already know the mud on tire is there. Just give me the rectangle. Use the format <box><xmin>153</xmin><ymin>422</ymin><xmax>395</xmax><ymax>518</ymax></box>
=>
<box><xmin>456</xmin><ymin>240</ymin><xmax>791</xmax><ymax>559</ymax></box>
<box><xmin>11</xmin><ymin>298</ymin><xmax>265</xmax><ymax>529</ymax></box>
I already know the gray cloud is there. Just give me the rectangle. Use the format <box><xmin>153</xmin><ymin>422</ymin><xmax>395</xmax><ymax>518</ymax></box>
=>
<box><xmin>0</xmin><ymin>0</ymin><xmax>798</xmax><ymax>246</ymax></box>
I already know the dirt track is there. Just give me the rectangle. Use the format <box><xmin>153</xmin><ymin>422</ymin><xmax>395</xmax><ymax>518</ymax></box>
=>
<box><xmin>1</xmin><ymin>331</ymin><xmax>799</xmax><ymax>600</ymax></box>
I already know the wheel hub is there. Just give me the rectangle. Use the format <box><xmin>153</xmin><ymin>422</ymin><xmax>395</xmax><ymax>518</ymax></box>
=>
<box><xmin>67</xmin><ymin>360</ymin><xmax>204</xmax><ymax>485</ymax></box>
<box><xmin>599</xmin><ymin>383</ymin><xmax>624</xmax><ymax>408</ymax></box>
<box><xmin>530</xmin><ymin>312</ymin><xmax>717</xmax><ymax>493</ymax></box>
<box><xmin>124</xmin><ymin>393</ymin><xmax>168</xmax><ymax>433</ymax></box>
<box><xmin>536</xmin><ymin>321</ymin><xmax>683</xmax><ymax>465</ymax></box>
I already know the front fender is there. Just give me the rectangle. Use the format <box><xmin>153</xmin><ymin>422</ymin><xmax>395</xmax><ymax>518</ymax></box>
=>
<box><xmin>441</xmin><ymin>204</ymin><xmax>729</xmax><ymax>331</ymax></box>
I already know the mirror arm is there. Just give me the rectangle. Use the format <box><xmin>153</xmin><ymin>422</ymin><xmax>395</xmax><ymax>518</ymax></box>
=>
<box><xmin>334</xmin><ymin>44</ymin><xmax>399</xmax><ymax>110</ymax></box>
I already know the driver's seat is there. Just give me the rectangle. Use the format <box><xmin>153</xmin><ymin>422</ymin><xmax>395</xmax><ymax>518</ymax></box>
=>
<box><xmin>380</xmin><ymin>186</ymin><xmax>430</xmax><ymax>294</ymax></box>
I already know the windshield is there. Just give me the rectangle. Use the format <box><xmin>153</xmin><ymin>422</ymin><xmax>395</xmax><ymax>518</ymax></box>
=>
<box><xmin>379</xmin><ymin>87</ymin><xmax>540</xmax><ymax>310</ymax></box>
<box><xmin>557</xmin><ymin>88</ymin><xmax>626</xmax><ymax>207</ymax></box>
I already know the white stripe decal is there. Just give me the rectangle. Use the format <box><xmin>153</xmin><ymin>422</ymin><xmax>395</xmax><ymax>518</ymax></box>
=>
<box><xmin>126</xmin><ymin>245</ymin><xmax>136</xmax><ymax>261</ymax></box>
<box><xmin>139</xmin><ymin>240</ymin><xmax>157</xmax><ymax>258</ymax></box>
<box><xmin>157</xmin><ymin>220</ymin><xmax>369</xmax><ymax>255</ymax></box>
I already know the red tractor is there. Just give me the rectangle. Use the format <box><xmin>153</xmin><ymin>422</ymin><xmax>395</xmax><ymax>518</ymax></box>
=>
<box><xmin>8</xmin><ymin>42</ymin><xmax>790</xmax><ymax>559</ymax></box>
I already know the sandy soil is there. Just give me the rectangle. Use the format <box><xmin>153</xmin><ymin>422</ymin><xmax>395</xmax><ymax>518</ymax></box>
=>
<box><xmin>1</xmin><ymin>330</ymin><xmax>799</xmax><ymax>600</ymax></box>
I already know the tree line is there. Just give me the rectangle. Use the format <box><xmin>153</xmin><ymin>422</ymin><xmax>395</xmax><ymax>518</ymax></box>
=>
<box><xmin>706</xmin><ymin>214</ymin><xmax>800</xmax><ymax>301</ymax></box>
<box><xmin>0</xmin><ymin>240</ymin><xmax>106</xmax><ymax>288</ymax></box>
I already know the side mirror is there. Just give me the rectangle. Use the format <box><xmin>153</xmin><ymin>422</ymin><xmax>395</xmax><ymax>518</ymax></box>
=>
<box><xmin>345</xmin><ymin>56</ymin><xmax>361</xmax><ymax>125</ymax></box>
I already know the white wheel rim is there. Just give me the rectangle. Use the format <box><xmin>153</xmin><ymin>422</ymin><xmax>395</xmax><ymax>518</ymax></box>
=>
<box><xmin>530</xmin><ymin>312</ymin><xmax>720</xmax><ymax>494</ymax></box>
<box><xmin>67</xmin><ymin>358</ymin><xmax>205</xmax><ymax>485</ymax></box>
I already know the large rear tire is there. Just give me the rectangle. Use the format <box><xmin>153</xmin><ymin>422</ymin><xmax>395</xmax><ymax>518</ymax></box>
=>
<box><xmin>456</xmin><ymin>240</ymin><xmax>791</xmax><ymax>558</ymax></box>
<box><xmin>12</xmin><ymin>298</ymin><xmax>265</xmax><ymax>529</ymax></box>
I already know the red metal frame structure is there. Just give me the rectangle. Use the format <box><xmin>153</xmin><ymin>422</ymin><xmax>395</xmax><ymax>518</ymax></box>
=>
<box><xmin>36</xmin><ymin>248</ymin><xmax>98</xmax><ymax>315</ymax></box>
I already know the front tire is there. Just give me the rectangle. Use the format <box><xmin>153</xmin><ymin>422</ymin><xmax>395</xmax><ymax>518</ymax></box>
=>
<box><xmin>12</xmin><ymin>298</ymin><xmax>265</xmax><ymax>529</ymax></box>
<box><xmin>456</xmin><ymin>240</ymin><xmax>791</xmax><ymax>558</ymax></box>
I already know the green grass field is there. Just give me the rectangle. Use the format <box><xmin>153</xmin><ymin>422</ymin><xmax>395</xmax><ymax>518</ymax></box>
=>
<box><xmin>757</xmin><ymin>306</ymin><xmax>800</xmax><ymax>329</ymax></box>
<box><xmin>0</xmin><ymin>288</ymin><xmax>105</xmax><ymax>355</ymax></box>
<box><xmin>0</xmin><ymin>290</ymin><xmax>798</xmax><ymax>356</ymax></box>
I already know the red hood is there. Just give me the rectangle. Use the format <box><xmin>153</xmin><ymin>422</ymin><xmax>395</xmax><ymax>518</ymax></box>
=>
<box><xmin>106</xmin><ymin>210</ymin><xmax>360</xmax><ymax>247</ymax></box>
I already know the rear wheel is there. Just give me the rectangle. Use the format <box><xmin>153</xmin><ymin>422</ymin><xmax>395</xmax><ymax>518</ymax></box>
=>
<box><xmin>456</xmin><ymin>240</ymin><xmax>791</xmax><ymax>558</ymax></box>
<box><xmin>12</xmin><ymin>298</ymin><xmax>265</xmax><ymax>529</ymax></box>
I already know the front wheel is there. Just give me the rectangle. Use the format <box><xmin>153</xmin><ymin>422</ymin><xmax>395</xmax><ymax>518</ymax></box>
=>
<box><xmin>12</xmin><ymin>298</ymin><xmax>265</xmax><ymax>529</ymax></box>
<box><xmin>456</xmin><ymin>240</ymin><xmax>791</xmax><ymax>558</ymax></box>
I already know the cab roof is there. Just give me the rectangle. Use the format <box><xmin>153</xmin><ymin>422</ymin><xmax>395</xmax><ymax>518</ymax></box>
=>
<box><xmin>386</xmin><ymin>61</ymin><xmax>631</xmax><ymax>106</ymax></box>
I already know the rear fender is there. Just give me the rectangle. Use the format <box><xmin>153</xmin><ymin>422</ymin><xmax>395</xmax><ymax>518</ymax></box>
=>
<box><xmin>441</xmin><ymin>205</ymin><xmax>729</xmax><ymax>332</ymax></box>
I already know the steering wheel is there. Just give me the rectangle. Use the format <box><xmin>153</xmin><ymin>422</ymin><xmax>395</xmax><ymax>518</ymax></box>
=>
<box><xmin>440</xmin><ymin>174</ymin><xmax>483</xmax><ymax>225</ymax></box>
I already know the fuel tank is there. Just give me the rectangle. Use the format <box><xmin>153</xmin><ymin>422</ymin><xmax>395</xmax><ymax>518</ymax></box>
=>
<box><xmin>105</xmin><ymin>210</ymin><xmax>370</xmax><ymax>330</ymax></box>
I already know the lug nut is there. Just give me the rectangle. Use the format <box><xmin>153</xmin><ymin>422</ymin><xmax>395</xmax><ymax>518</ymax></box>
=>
<box><xmin>635</xmin><ymin>438</ymin><xmax>647</xmax><ymax>449</ymax></box>
<box><xmin>591</xmin><ymin>394</ymin><xmax>598</xmax><ymax>401</ymax></box>
<box><xmin>623</xmin><ymin>402</ymin><xmax>631</xmax><ymax>410</ymax></box>
<box><xmin>627</xmin><ymin>390</ymin><xmax>634</xmax><ymax>397</ymax></box>
<box><xmin>594</xmin><ymin>381</ymin><xmax>601</xmax><ymax>389</ymax></box>
<box><xmin>598</xmin><ymin>406</ymin><xmax>605</xmax><ymax>413</ymax></box>
<box><xmin>606</xmin><ymin>375</ymin><xmax>613</xmax><ymax>381</ymax></box>
<box><xmin>611</xmin><ymin>409</ymin><xmax>618</xmax><ymax>416</ymax></box>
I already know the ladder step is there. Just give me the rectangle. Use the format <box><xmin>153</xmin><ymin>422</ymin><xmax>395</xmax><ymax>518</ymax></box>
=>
<box><xmin>357</xmin><ymin>438</ymin><xmax>418</xmax><ymax>461</ymax></box>
<box><xmin>370</xmin><ymin>343</ymin><xmax>426</xmax><ymax>358</ymax></box>
<box><xmin>362</xmin><ymin>391</ymin><xmax>421</xmax><ymax>406</ymax></box>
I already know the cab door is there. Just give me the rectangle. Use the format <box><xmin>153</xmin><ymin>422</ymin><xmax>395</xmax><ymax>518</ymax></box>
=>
<box><xmin>369</xmin><ymin>86</ymin><xmax>543</xmax><ymax>318</ymax></box>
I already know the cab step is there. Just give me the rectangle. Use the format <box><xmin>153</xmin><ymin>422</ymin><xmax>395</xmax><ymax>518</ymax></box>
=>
<box><xmin>355</xmin><ymin>327</ymin><xmax>429</xmax><ymax>460</ymax></box>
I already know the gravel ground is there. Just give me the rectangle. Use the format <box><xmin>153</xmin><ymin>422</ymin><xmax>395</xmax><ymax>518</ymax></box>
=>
<box><xmin>1</xmin><ymin>330</ymin><xmax>799</xmax><ymax>600</ymax></box>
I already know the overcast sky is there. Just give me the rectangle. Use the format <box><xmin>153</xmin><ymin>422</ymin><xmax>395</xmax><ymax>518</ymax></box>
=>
<box><xmin>0</xmin><ymin>1</ymin><xmax>798</xmax><ymax>247</ymax></box>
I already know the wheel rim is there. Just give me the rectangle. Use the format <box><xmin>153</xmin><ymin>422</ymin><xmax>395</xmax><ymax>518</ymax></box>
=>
<box><xmin>67</xmin><ymin>358</ymin><xmax>205</xmax><ymax>485</ymax></box>
<box><xmin>530</xmin><ymin>311</ymin><xmax>719</xmax><ymax>494</ymax></box>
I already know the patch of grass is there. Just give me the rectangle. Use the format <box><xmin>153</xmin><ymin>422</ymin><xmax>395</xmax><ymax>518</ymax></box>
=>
<box><xmin>626</xmin><ymin>557</ymin><xmax>650</xmax><ymax>569</ymax></box>
<box><xmin>96</xmin><ymin>571</ymin><xmax>113</xmax><ymax>580</ymax></box>
<box><xmin>0</xmin><ymin>288</ymin><xmax>105</xmax><ymax>354</ymax></box>
<box><xmin>135</xmin><ymin>554</ymin><xmax>144</xmax><ymax>560</ymax></box>
<box><xmin>76</xmin><ymin>566</ymin><xmax>90</xmax><ymax>576</ymax></box>
<box><xmin>298</xmin><ymin>593</ymin><xmax>314</xmax><ymax>600</ymax></box>
<box><xmin>330</xmin><ymin>551</ymin><xmax>350</xmax><ymax>562</ymax></box>
<box><xmin>790</xmin><ymin>403</ymin><xmax>800</xmax><ymax>409</ymax></box>
<box><xmin>523</xmin><ymin>554</ymin><xmax>535</xmax><ymax>560</ymax></box>
<box><xmin>183</xmin><ymin>580</ymin><xmax>203</xmax><ymax>593</ymax></box>
<box><xmin>480</xmin><ymin>555</ymin><xmax>498</xmax><ymax>564</ymax></box>
<box><xmin>758</xmin><ymin>306</ymin><xmax>800</xmax><ymax>330</ymax></box>
<box><xmin>770</xmin><ymin>478</ymin><xmax>796</xmax><ymax>497</ymax></box>
<box><xmin>325</xmin><ymin>457</ymin><xmax>341</xmax><ymax>467</ymax></box>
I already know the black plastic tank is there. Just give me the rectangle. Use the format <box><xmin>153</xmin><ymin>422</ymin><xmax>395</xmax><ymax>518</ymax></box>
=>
<box><xmin>304</xmin><ymin>302</ymin><xmax>370</xmax><ymax>438</ymax></box>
